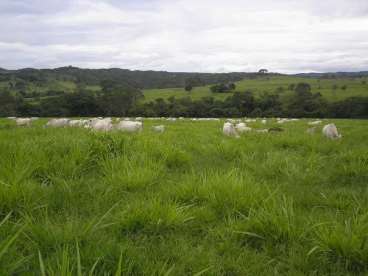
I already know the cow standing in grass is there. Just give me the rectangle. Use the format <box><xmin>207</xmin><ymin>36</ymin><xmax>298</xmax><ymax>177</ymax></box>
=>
<box><xmin>115</xmin><ymin>120</ymin><xmax>142</xmax><ymax>133</ymax></box>
<box><xmin>235</xmin><ymin>123</ymin><xmax>252</xmax><ymax>133</ymax></box>
<box><xmin>16</xmin><ymin>118</ymin><xmax>32</xmax><ymax>126</ymax></box>
<box><xmin>46</xmin><ymin>118</ymin><xmax>70</xmax><ymax>128</ymax></box>
<box><xmin>223</xmin><ymin>122</ymin><xmax>239</xmax><ymax>138</ymax></box>
<box><xmin>89</xmin><ymin>118</ymin><xmax>113</xmax><ymax>132</ymax></box>
<box><xmin>323</xmin><ymin>124</ymin><xmax>342</xmax><ymax>139</ymax></box>
<box><xmin>152</xmin><ymin>125</ymin><xmax>165</xmax><ymax>133</ymax></box>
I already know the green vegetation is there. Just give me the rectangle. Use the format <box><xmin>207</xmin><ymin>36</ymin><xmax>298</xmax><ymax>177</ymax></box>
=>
<box><xmin>143</xmin><ymin>75</ymin><xmax>368</xmax><ymax>102</ymax></box>
<box><xmin>1</xmin><ymin>68</ymin><xmax>368</xmax><ymax>118</ymax></box>
<box><xmin>0</xmin><ymin>118</ymin><xmax>367</xmax><ymax>274</ymax></box>
<box><xmin>0</xmin><ymin>67</ymin><xmax>248</xmax><ymax>91</ymax></box>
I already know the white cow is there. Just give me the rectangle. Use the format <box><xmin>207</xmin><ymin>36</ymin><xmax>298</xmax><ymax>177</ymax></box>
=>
<box><xmin>46</xmin><ymin>118</ymin><xmax>70</xmax><ymax>128</ymax></box>
<box><xmin>223</xmin><ymin>122</ymin><xmax>239</xmax><ymax>138</ymax></box>
<box><xmin>322</xmin><ymin>124</ymin><xmax>342</xmax><ymax>139</ymax></box>
<box><xmin>235</xmin><ymin>122</ymin><xmax>252</xmax><ymax>133</ymax></box>
<box><xmin>277</xmin><ymin>118</ymin><xmax>288</xmax><ymax>124</ymax></box>
<box><xmin>69</xmin><ymin>119</ymin><xmax>89</xmax><ymax>127</ymax></box>
<box><xmin>245</xmin><ymin>119</ymin><xmax>257</xmax><ymax>123</ymax></box>
<box><xmin>115</xmin><ymin>120</ymin><xmax>142</xmax><ymax>133</ymax></box>
<box><xmin>308</xmin><ymin>120</ymin><xmax>322</xmax><ymax>126</ymax></box>
<box><xmin>89</xmin><ymin>118</ymin><xmax>112</xmax><ymax>131</ymax></box>
<box><xmin>152</xmin><ymin>125</ymin><xmax>165</xmax><ymax>133</ymax></box>
<box><xmin>261</xmin><ymin>119</ymin><xmax>267</xmax><ymax>124</ymax></box>
<box><xmin>16</xmin><ymin>118</ymin><xmax>32</xmax><ymax>126</ymax></box>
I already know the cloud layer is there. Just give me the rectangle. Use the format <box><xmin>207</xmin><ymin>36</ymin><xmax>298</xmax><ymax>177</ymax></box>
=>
<box><xmin>1</xmin><ymin>0</ymin><xmax>368</xmax><ymax>73</ymax></box>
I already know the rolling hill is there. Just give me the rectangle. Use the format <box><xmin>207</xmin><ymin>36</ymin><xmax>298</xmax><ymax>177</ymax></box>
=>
<box><xmin>143</xmin><ymin>75</ymin><xmax>368</xmax><ymax>103</ymax></box>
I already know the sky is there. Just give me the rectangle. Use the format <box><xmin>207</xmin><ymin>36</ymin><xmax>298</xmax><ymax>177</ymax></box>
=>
<box><xmin>1</xmin><ymin>0</ymin><xmax>368</xmax><ymax>73</ymax></box>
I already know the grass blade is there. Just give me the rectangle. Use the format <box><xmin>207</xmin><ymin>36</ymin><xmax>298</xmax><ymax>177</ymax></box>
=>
<box><xmin>38</xmin><ymin>250</ymin><xmax>46</xmax><ymax>276</ymax></box>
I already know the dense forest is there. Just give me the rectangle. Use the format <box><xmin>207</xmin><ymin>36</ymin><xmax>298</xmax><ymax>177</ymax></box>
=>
<box><xmin>0</xmin><ymin>67</ymin><xmax>367</xmax><ymax>118</ymax></box>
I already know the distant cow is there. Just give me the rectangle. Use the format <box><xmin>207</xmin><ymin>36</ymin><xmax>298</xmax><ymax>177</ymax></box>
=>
<box><xmin>16</xmin><ymin>118</ymin><xmax>32</xmax><ymax>126</ymax></box>
<box><xmin>235</xmin><ymin>122</ymin><xmax>252</xmax><ymax>133</ymax></box>
<box><xmin>152</xmin><ymin>125</ymin><xmax>165</xmax><ymax>133</ymax></box>
<box><xmin>69</xmin><ymin>119</ymin><xmax>89</xmax><ymax>127</ymax></box>
<box><xmin>89</xmin><ymin>118</ymin><xmax>113</xmax><ymax>132</ymax></box>
<box><xmin>322</xmin><ymin>124</ymin><xmax>342</xmax><ymax>139</ymax></box>
<box><xmin>223</xmin><ymin>122</ymin><xmax>239</xmax><ymax>138</ymax></box>
<box><xmin>46</xmin><ymin>118</ymin><xmax>70</xmax><ymax>128</ymax></box>
<box><xmin>115</xmin><ymin>120</ymin><xmax>142</xmax><ymax>133</ymax></box>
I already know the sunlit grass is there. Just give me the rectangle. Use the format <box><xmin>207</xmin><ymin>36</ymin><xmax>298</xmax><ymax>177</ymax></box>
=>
<box><xmin>0</xmin><ymin>118</ymin><xmax>367</xmax><ymax>274</ymax></box>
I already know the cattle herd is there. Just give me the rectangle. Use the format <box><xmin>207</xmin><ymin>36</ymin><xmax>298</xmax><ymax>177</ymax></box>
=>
<box><xmin>7</xmin><ymin>117</ymin><xmax>342</xmax><ymax>140</ymax></box>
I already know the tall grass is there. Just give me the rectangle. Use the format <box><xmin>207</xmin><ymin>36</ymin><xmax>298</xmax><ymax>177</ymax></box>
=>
<box><xmin>0</xmin><ymin>118</ymin><xmax>367</xmax><ymax>274</ymax></box>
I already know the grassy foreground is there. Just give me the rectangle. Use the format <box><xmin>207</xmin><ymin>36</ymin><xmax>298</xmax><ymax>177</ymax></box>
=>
<box><xmin>0</xmin><ymin>118</ymin><xmax>367</xmax><ymax>275</ymax></box>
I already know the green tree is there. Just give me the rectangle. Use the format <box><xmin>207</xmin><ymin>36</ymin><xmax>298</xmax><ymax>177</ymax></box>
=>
<box><xmin>294</xmin><ymin>82</ymin><xmax>311</xmax><ymax>95</ymax></box>
<box><xmin>98</xmin><ymin>80</ymin><xmax>143</xmax><ymax>116</ymax></box>
<box><xmin>64</xmin><ymin>90</ymin><xmax>100</xmax><ymax>116</ymax></box>
<box><xmin>184</xmin><ymin>84</ymin><xmax>193</xmax><ymax>92</ymax></box>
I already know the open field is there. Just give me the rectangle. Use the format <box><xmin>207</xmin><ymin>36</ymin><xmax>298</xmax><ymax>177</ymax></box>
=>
<box><xmin>143</xmin><ymin>76</ymin><xmax>368</xmax><ymax>102</ymax></box>
<box><xmin>0</xmin><ymin>118</ymin><xmax>367</xmax><ymax>275</ymax></box>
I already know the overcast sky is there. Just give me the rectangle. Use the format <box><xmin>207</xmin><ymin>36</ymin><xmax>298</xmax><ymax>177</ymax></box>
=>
<box><xmin>1</xmin><ymin>0</ymin><xmax>368</xmax><ymax>73</ymax></box>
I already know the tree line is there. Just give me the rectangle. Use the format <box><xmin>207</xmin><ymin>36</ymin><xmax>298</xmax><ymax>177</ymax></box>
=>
<box><xmin>0</xmin><ymin>81</ymin><xmax>367</xmax><ymax>118</ymax></box>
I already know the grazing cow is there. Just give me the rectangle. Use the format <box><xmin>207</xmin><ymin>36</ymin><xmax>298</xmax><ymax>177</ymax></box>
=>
<box><xmin>69</xmin><ymin>120</ymin><xmax>80</xmax><ymax>127</ymax></box>
<box><xmin>69</xmin><ymin>119</ymin><xmax>89</xmax><ymax>127</ymax></box>
<box><xmin>115</xmin><ymin>120</ymin><xmax>142</xmax><ymax>133</ymax></box>
<box><xmin>268</xmin><ymin>127</ymin><xmax>284</xmax><ymax>133</ymax></box>
<box><xmin>223</xmin><ymin>122</ymin><xmax>239</xmax><ymax>138</ymax></box>
<box><xmin>16</xmin><ymin>118</ymin><xmax>32</xmax><ymax>126</ymax></box>
<box><xmin>228</xmin><ymin>118</ymin><xmax>241</xmax><ymax>123</ymax></box>
<box><xmin>46</xmin><ymin>118</ymin><xmax>70</xmax><ymax>128</ymax></box>
<box><xmin>152</xmin><ymin>125</ymin><xmax>165</xmax><ymax>133</ymax></box>
<box><xmin>277</xmin><ymin>118</ymin><xmax>290</xmax><ymax>124</ymax></box>
<box><xmin>308</xmin><ymin>120</ymin><xmax>322</xmax><ymax>126</ymax></box>
<box><xmin>245</xmin><ymin>119</ymin><xmax>257</xmax><ymax>123</ymax></box>
<box><xmin>235</xmin><ymin>122</ymin><xmax>252</xmax><ymax>133</ymax></box>
<box><xmin>261</xmin><ymin>119</ymin><xmax>267</xmax><ymax>124</ymax></box>
<box><xmin>89</xmin><ymin>118</ymin><xmax>112</xmax><ymax>131</ymax></box>
<box><xmin>322</xmin><ymin>124</ymin><xmax>342</xmax><ymax>139</ymax></box>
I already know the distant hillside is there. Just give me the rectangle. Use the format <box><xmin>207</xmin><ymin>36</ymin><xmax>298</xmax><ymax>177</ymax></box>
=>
<box><xmin>294</xmin><ymin>71</ymin><xmax>368</xmax><ymax>78</ymax></box>
<box><xmin>0</xmin><ymin>66</ymin><xmax>258</xmax><ymax>90</ymax></box>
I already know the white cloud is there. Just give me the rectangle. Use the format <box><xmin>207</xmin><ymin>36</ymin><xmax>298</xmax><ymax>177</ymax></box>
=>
<box><xmin>0</xmin><ymin>0</ymin><xmax>367</xmax><ymax>73</ymax></box>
